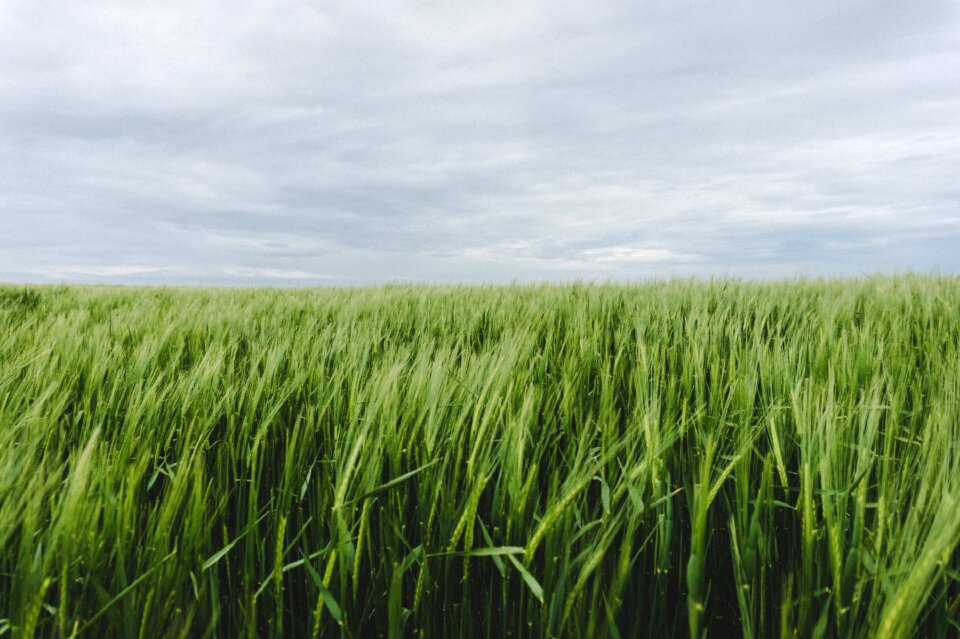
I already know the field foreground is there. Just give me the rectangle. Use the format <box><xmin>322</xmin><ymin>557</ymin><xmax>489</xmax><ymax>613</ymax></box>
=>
<box><xmin>1</xmin><ymin>277</ymin><xmax>959</xmax><ymax>638</ymax></box>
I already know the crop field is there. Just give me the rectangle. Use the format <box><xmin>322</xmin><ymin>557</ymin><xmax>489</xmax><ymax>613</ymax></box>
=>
<box><xmin>1</xmin><ymin>277</ymin><xmax>959</xmax><ymax>638</ymax></box>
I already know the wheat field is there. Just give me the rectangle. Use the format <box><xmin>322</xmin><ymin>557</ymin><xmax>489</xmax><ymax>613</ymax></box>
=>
<box><xmin>1</xmin><ymin>276</ymin><xmax>958</xmax><ymax>637</ymax></box>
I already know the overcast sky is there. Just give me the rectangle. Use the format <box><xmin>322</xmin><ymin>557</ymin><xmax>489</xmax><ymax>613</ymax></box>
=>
<box><xmin>2</xmin><ymin>1</ymin><xmax>959</xmax><ymax>285</ymax></box>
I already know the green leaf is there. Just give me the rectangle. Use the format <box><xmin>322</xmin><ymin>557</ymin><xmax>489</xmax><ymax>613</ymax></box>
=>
<box><xmin>462</xmin><ymin>546</ymin><xmax>526</xmax><ymax>557</ymax></box>
<box><xmin>318</xmin><ymin>585</ymin><xmax>343</xmax><ymax>625</ymax></box>
<box><xmin>75</xmin><ymin>552</ymin><xmax>175</xmax><ymax>635</ymax></box>
<box><xmin>302</xmin><ymin>557</ymin><xmax>343</xmax><ymax>624</ymax></box>
<box><xmin>428</xmin><ymin>546</ymin><xmax>525</xmax><ymax>558</ymax></box>
<box><xmin>597</xmin><ymin>475</ymin><xmax>611</xmax><ymax>515</ymax></box>
<box><xmin>201</xmin><ymin>539</ymin><xmax>240</xmax><ymax>571</ymax></box>
<box><xmin>506</xmin><ymin>554</ymin><xmax>544</xmax><ymax>603</ymax></box>
<box><xmin>349</xmin><ymin>460</ymin><xmax>439</xmax><ymax>505</ymax></box>
<box><xmin>401</xmin><ymin>545</ymin><xmax>424</xmax><ymax>572</ymax></box>
<box><xmin>477</xmin><ymin>519</ymin><xmax>507</xmax><ymax>577</ymax></box>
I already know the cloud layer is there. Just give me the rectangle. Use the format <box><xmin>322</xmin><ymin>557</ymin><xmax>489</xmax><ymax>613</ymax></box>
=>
<box><xmin>2</xmin><ymin>1</ymin><xmax>959</xmax><ymax>284</ymax></box>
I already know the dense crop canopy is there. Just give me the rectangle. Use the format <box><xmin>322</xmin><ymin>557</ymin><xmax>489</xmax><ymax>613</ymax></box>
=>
<box><xmin>1</xmin><ymin>277</ymin><xmax>959</xmax><ymax>637</ymax></box>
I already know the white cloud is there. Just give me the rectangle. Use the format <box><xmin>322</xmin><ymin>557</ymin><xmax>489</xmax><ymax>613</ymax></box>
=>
<box><xmin>221</xmin><ymin>267</ymin><xmax>347</xmax><ymax>281</ymax></box>
<box><xmin>38</xmin><ymin>266</ymin><xmax>168</xmax><ymax>278</ymax></box>
<box><xmin>581</xmin><ymin>247</ymin><xmax>698</xmax><ymax>263</ymax></box>
<box><xmin>1</xmin><ymin>1</ymin><xmax>959</xmax><ymax>284</ymax></box>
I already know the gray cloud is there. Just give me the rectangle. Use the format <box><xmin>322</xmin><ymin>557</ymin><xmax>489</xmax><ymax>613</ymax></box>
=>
<box><xmin>2</xmin><ymin>1</ymin><xmax>959</xmax><ymax>285</ymax></box>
